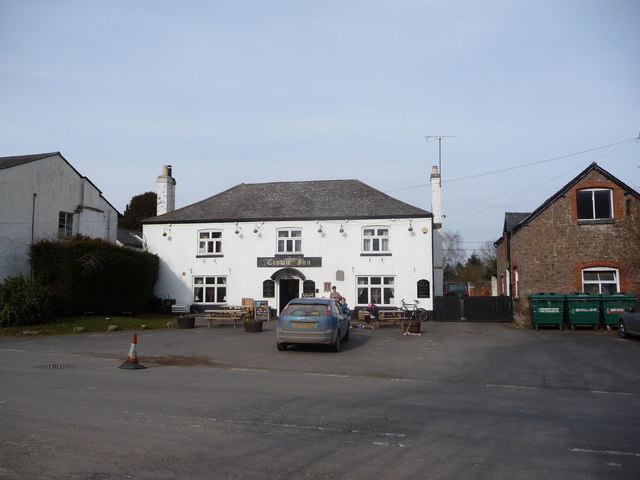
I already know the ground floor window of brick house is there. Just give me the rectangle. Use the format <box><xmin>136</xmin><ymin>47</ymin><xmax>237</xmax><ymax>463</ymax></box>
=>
<box><xmin>582</xmin><ymin>268</ymin><xmax>619</xmax><ymax>293</ymax></box>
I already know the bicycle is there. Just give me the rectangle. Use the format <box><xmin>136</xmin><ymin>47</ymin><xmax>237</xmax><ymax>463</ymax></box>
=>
<box><xmin>400</xmin><ymin>299</ymin><xmax>429</xmax><ymax>322</ymax></box>
<box><xmin>399</xmin><ymin>299</ymin><xmax>428</xmax><ymax>336</ymax></box>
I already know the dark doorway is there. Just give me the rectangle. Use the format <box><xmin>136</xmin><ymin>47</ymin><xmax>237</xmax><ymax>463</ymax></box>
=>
<box><xmin>279</xmin><ymin>279</ymin><xmax>299</xmax><ymax>312</ymax></box>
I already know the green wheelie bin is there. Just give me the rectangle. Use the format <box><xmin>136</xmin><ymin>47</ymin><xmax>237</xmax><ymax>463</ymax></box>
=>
<box><xmin>529</xmin><ymin>293</ymin><xmax>565</xmax><ymax>330</ymax></box>
<box><xmin>566</xmin><ymin>292</ymin><xmax>601</xmax><ymax>330</ymax></box>
<box><xmin>601</xmin><ymin>292</ymin><xmax>637</xmax><ymax>331</ymax></box>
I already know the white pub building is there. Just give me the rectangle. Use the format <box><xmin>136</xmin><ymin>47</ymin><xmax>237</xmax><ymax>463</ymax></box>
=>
<box><xmin>143</xmin><ymin>166</ymin><xmax>444</xmax><ymax>315</ymax></box>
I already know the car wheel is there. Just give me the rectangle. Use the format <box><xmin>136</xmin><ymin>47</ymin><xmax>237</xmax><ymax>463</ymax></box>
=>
<box><xmin>619</xmin><ymin>321</ymin><xmax>629</xmax><ymax>338</ymax></box>
<box><xmin>276</xmin><ymin>342</ymin><xmax>288</xmax><ymax>351</ymax></box>
<box><xmin>331</xmin><ymin>331</ymin><xmax>341</xmax><ymax>352</ymax></box>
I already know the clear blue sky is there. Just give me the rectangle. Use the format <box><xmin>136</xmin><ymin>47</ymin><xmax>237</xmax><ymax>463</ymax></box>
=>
<box><xmin>2</xmin><ymin>0</ymin><xmax>638</xmax><ymax>252</ymax></box>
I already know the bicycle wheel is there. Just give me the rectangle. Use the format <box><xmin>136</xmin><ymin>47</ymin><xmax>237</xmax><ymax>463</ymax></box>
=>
<box><xmin>416</xmin><ymin>308</ymin><xmax>428</xmax><ymax>321</ymax></box>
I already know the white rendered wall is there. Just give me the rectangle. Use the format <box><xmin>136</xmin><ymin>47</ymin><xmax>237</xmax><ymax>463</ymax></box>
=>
<box><xmin>0</xmin><ymin>155</ymin><xmax>118</xmax><ymax>280</ymax></box>
<box><xmin>144</xmin><ymin>217</ymin><xmax>434</xmax><ymax>312</ymax></box>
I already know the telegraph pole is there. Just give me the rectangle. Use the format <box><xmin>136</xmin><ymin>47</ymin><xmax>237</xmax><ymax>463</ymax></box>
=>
<box><xmin>425</xmin><ymin>134</ymin><xmax>457</xmax><ymax>177</ymax></box>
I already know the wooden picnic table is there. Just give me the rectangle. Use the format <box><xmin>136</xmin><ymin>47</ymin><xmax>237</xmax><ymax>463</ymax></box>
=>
<box><xmin>203</xmin><ymin>306</ymin><xmax>246</xmax><ymax>328</ymax></box>
<box><xmin>357</xmin><ymin>309</ymin><xmax>407</xmax><ymax>328</ymax></box>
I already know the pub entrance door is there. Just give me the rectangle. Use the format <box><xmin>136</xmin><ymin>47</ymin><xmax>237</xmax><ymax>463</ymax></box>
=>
<box><xmin>278</xmin><ymin>278</ymin><xmax>300</xmax><ymax>312</ymax></box>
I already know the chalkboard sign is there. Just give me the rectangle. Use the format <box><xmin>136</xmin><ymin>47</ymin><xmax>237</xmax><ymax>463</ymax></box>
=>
<box><xmin>417</xmin><ymin>279</ymin><xmax>430</xmax><ymax>298</ymax></box>
<box><xmin>254</xmin><ymin>300</ymin><xmax>269</xmax><ymax>321</ymax></box>
<box><xmin>263</xmin><ymin>279</ymin><xmax>275</xmax><ymax>298</ymax></box>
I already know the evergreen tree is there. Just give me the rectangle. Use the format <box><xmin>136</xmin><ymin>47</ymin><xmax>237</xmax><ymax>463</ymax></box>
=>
<box><xmin>119</xmin><ymin>192</ymin><xmax>157</xmax><ymax>231</ymax></box>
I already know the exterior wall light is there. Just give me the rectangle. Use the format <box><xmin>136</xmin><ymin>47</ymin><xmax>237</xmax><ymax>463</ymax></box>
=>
<box><xmin>339</xmin><ymin>224</ymin><xmax>344</xmax><ymax>233</ymax></box>
<box><xmin>408</xmin><ymin>220</ymin><xmax>413</xmax><ymax>232</ymax></box>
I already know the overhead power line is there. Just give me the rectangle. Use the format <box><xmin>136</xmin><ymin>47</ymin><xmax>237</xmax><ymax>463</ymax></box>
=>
<box><xmin>385</xmin><ymin>136</ymin><xmax>638</xmax><ymax>193</ymax></box>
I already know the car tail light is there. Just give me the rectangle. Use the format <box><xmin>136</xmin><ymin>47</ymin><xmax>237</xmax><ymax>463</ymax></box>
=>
<box><xmin>327</xmin><ymin>305</ymin><xmax>332</xmax><ymax>316</ymax></box>
<box><xmin>444</xmin><ymin>285</ymin><xmax>449</xmax><ymax>294</ymax></box>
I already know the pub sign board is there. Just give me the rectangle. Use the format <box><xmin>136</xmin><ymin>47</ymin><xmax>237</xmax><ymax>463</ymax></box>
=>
<box><xmin>257</xmin><ymin>257</ymin><xmax>322</xmax><ymax>267</ymax></box>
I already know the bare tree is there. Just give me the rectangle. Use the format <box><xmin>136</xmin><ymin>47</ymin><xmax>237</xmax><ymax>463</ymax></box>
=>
<box><xmin>441</xmin><ymin>230</ymin><xmax>466</xmax><ymax>268</ymax></box>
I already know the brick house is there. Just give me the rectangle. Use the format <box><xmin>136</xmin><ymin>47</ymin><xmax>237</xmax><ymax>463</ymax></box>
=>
<box><xmin>495</xmin><ymin>162</ymin><xmax>640</xmax><ymax>326</ymax></box>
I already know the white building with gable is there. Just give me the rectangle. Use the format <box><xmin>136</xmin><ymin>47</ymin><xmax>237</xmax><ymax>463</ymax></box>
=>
<box><xmin>143</xmin><ymin>166</ymin><xmax>443</xmax><ymax>315</ymax></box>
<box><xmin>0</xmin><ymin>152</ymin><xmax>119</xmax><ymax>281</ymax></box>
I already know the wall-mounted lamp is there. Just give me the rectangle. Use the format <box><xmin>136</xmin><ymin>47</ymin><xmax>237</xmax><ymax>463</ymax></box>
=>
<box><xmin>339</xmin><ymin>224</ymin><xmax>344</xmax><ymax>233</ymax></box>
<box><xmin>408</xmin><ymin>220</ymin><xmax>413</xmax><ymax>232</ymax></box>
<box><xmin>316</xmin><ymin>220</ymin><xmax>323</xmax><ymax>233</ymax></box>
<box><xmin>162</xmin><ymin>226</ymin><xmax>171</xmax><ymax>237</ymax></box>
<box><xmin>253</xmin><ymin>225</ymin><xmax>259</xmax><ymax>234</ymax></box>
<box><xmin>235</xmin><ymin>222</ymin><xmax>240</xmax><ymax>235</ymax></box>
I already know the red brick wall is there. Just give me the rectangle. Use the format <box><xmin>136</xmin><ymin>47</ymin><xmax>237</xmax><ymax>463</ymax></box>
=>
<box><xmin>506</xmin><ymin>170</ymin><xmax>640</xmax><ymax>325</ymax></box>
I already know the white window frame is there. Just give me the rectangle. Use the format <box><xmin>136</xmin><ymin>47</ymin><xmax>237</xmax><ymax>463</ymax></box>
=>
<box><xmin>277</xmin><ymin>228</ymin><xmax>302</xmax><ymax>254</ymax></box>
<box><xmin>505</xmin><ymin>269</ymin><xmax>511</xmax><ymax>296</ymax></box>
<box><xmin>582</xmin><ymin>267</ymin><xmax>619</xmax><ymax>293</ymax></box>
<box><xmin>362</xmin><ymin>226</ymin><xmax>390</xmax><ymax>253</ymax></box>
<box><xmin>193</xmin><ymin>276</ymin><xmax>227</xmax><ymax>303</ymax></box>
<box><xmin>198</xmin><ymin>230</ymin><xmax>223</xmax><ymax>255</ymax></box>
<box><xmin>356</xmin><ymin>275</ymin><xmax>395</xmax><ymax>305</ymax></box>
<box><xmin>576</xmin><ymin>188</ymin><xmax>613</xmax><ymax>220</ymax></box>
<box><xmin>58</xmin><ymin>211</ymin><xmax>73</xmax><ymax>238</ymax></box>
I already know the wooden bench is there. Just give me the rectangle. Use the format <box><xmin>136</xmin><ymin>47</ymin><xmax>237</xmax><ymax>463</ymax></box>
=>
<box><xmin>357</xmin><ymin>309</ymin><xmax>407</xmax><ymax>328</ymax></box>
<box><xmin>203</xmin><ymin>308</ymin><xmax>245</xmax><ymax>328</ymax></box>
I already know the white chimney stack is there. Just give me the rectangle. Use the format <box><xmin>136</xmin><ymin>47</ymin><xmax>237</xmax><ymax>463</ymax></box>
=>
<box><xmin>430</xmin><ymin>165</ymin><xmax>442</xmax><ymax>228</ymax></box>
<box><xmin>157</xmin><ymin>165</ymin><xmax>176</xmax><ymax>215</ymax></box>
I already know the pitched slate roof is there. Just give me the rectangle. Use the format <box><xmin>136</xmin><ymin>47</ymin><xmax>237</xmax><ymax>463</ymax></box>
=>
<box><xmin>503</xmin><ymin>212</ymin><xmax>530</xmax><ymax>233</ymax></box>
<box><xmin>0</xmin><ymin>152</ymin><xmax>61</xmax><ymax>170</ymax></box>
<box><xmin>117</xmin><ymin>228</ymin><xmax>143</xmax><ymax>248</ymax></box>
<box><xmin>144</xmin><ymin>179</ymin><xmax>432</xmax><ymax>224</ymax></box>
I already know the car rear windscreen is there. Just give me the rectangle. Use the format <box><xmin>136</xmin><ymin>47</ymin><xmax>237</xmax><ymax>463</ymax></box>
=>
<box><xmin>282</xmin><ymin>304</ymin><xmax>327</xmax><ymax>316</ymax></box>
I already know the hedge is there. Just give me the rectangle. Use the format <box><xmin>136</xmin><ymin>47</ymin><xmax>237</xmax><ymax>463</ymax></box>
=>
<box><xmin>30</xmin><ymin>237</ymin><xmax>159</xmax><ymax>316</ymax></box>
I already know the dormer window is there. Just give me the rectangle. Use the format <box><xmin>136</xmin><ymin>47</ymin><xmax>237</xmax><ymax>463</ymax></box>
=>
<box><xmin>576</xmin><ymin>188</ymin><xmax>612</xmax><ymax>220</ymax></box>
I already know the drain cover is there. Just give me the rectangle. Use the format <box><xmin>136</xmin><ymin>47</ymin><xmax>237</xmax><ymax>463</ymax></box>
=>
<box><xmin>36</xmin><ymin>364</ymin><xmax>73</xmax><ymax>369</ymax></box>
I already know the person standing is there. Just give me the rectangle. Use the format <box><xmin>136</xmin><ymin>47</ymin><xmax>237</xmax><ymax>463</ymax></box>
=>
<box><xmin>329</xmin><ymin>286</ymin><xmax>341</xmax><ymax>301</ymax></box>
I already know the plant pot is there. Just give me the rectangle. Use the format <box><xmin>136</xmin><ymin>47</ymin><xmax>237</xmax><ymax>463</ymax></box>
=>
<box><xmin>176</xmin><ymin>316</ymin><xmax>195</xmax><ymax>329</ymax></box>
<box><xmin>244</xmin><ymin>320</ymin><xmax>263</xmax><ymax>332</ymax></box>
<box><xmin>401</xmin><ymin>321</ymin><xmax>420</xmax><ymax>334</ymax></box>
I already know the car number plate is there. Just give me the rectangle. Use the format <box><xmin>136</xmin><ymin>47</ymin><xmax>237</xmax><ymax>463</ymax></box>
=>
<box><xmin>292</xmin><ymin>322</ymin><xmax>314</xmax><ymax>327</ymax></box>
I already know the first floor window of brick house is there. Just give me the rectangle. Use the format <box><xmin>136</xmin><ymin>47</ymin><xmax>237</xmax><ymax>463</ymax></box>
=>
<box><xmin>58</xmin><ymin>211</ymin><xmax>73</xmax><ymax>238</ymax></box>
<box><xmin>193</xmin><ymin>276</ymin><xmax>227</xmax><ymax>303</ymax></box>
<box><xmin>582</xmin><ymin>268</ymin><xmax>619</xmax><ymax>293</ymax></box>
<box><xmin>277</xmin><ymin>228</ymin><xmax>302</xmax><ymax>254</ymax></box>
<box><xmin>362</xmin><ymin>227</ymin><xmax>389</xmax><ymax>253</ymax></box>
<box><xmin>576</xmin><ymin>188</ymin><xmax>613</xmax><ymax>220</ymax></box>
<box><xmin>198</xmin><ymin>230</ymin><xmax>222</xmax><ymax>254</ymax></box>
<box><xmin>357</xmin><ymin>276</ymin><xmax>394</xmax><ymax>305</ymax></box>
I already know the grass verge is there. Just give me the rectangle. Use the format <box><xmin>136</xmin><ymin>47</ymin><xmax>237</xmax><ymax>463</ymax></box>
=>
<box><xmin>0</xmin><ymin>313</ymin><xmax>176</xmax><ymax>337</ymax></box>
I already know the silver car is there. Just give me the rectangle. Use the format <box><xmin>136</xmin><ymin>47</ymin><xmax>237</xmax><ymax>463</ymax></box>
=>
<box><xmin>619</xmin><ymin>301</ymin><xmax>640</xmax><ymax>338</ymax></box>
<box><xmin>276</xmin><ymin>298</ymin><xmax>350</xmax><ymax>352</ymax></box>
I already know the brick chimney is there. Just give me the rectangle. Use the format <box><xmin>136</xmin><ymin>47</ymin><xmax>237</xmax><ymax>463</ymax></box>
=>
<box><xmin>430</xmin><ymin>165</ymin><xmax>442</xmax><ymax>228</ymax></box>
<box><xmin>157</xmin><ymin>165</ymin><xmax>176</xmax><ymax>215</ymax></box>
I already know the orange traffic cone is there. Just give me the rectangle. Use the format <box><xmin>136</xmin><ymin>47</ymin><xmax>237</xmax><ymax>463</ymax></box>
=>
<box><xmin>119</xmin><ymin>333</ymin><xmax>146</xmax><ymax>369</ymax></box>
